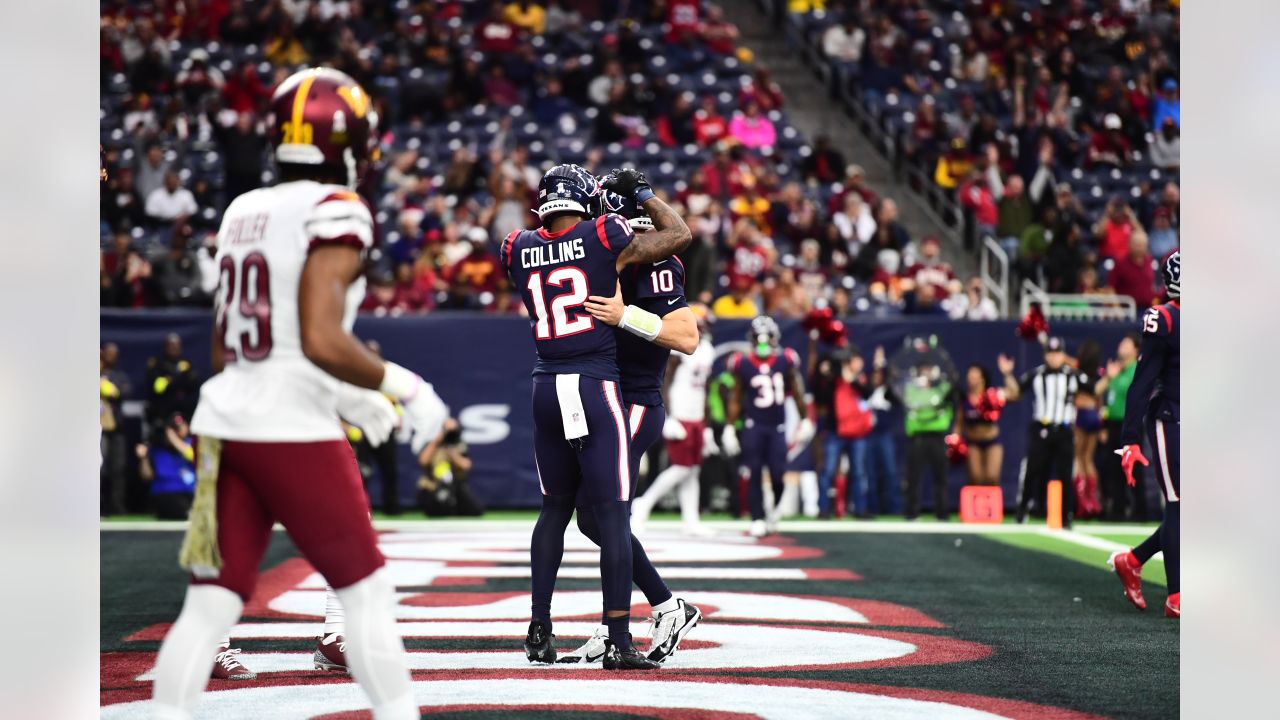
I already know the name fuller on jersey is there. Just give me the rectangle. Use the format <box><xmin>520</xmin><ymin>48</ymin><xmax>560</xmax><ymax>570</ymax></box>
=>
<box><xmin>521</xmin><ymin>237</ymin><xmax>585</xmax><ymax>269</ymax></box>
<box><xmin>224</xmin><ymin>212</ymin><xmax>270</xmax><ymax>246</ymax></box>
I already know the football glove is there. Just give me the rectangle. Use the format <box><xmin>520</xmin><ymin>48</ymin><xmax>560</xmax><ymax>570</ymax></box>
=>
<box><xmin>1115</xmin><ymin>444</ymin><xmax>1149</xmax><ymax>487</ymax></box>
<box><xmin>603</xmin><ymin>167</ymin><xmax>654</xmax><ymax>203</ymax></box>
<box><xmin>379</xmin><ymin>362</ymin><xmax>450</xmax><ymax>453</ymax></box>
<box><xmin>702</xmin><ymin>426</ymin><xmax>720</xmax><ymax>457</ymax></box>
<box><xmin>663</xmin><ymin>416</ymin><xmax>688</xmax><ymax>441</ymax></box>
<box><xmin>335</xmin><ymin>383</ymin><xmax>398</xmax><ymax>446</ymax></box>
<box><xmin>721</xmin><ymin>425</ymin><xmax>741</xmax><ymax>456</ymax></box>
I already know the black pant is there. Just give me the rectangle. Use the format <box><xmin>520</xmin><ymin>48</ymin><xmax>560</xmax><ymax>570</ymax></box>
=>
<box><xmin>358</xmin><ymin>439</ymin><xmax>401</xmax><ymax>515</ymax></box>
<box><xmin>905</xmin><ymin>432</ymin><xmax>949</xmax><ymax>519</ymax></box>
<box><xmin>101</xmin><ymin>431</ymin><xmax>129</xmax><ymax>515</ymax></box>
<box><xmin>1100</xmin><ymin>419</ymin><xmax>1148</xmax><ymax>520</ymax></box>
<box><xmin>1021</xmin><ymin>425</ymin><xmax>1075</xmax><ymax>522</ymax></box>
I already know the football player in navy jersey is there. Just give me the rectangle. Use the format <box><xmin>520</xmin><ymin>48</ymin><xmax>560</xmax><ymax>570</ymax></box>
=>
<box><xmin>725</xmin><ymin>317</ymin><xmax>815</xmax><ymax>537</ymax></box>
<box><xmin>500</xmin><ymin>165</ymin><xmax>691</xmax><ymax>669</ymax></box>
<box><xmin>1108</xmin><ymin>251</ymin><xmax>1181</xmax><ymax>618</ymax></box>
<box><xmin>553</xmin><ymin>187</ymin><xmax>703</xmax><ymax>665</ymax></box>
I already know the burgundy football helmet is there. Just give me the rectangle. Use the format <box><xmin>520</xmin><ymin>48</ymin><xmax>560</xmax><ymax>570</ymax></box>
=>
<box><xmin>268</xmin><ymin>67</ymin><xmax>379</xmax><ymax>188</ymax></box>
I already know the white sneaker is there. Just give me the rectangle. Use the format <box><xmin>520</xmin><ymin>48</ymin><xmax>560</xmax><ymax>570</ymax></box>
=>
<box><xmin>682</xmin><ymin>523</ymin><xmax>714</xmax><ymax>538</ymax></box>
<box><xmin>555</xmin><ymin>625</ymin><xmax>609</xmax><ymax>664</ymax></box>
<box><xmin>647</xmin><ymin>599</ymin><xmax>702</xmax><ymax>663</ymax></box>
<box><xmin>749</xmin><ymin>519</ymin><xmax>767</xmax><ymax>537</ymax></box>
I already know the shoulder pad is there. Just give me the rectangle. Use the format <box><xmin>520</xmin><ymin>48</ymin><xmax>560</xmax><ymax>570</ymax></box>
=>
<box><xmin>1141</xmin><ymin>304</ymin><xmax>1174</xmax><ymax>337</ymax></box>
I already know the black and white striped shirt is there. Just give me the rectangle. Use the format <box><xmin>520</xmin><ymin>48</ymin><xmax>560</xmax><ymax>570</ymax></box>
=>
<box><xmin>1016</xmin><ymin>365</ymin><xmax>1090</xmax><ymax>427</ymax></box>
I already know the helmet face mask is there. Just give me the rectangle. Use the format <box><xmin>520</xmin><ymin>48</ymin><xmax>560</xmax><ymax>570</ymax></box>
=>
<box><xmin>269</xmin><ymin>67</ymin><xmax>378</xmax><ymax>189</ymax></box>
<box><xmin>748</xmin><ymin>316</ymin><xmax>780</xmax><ymax>358</ymax></box>
<box><xmin>594</xmin><ymin>182</ymin><xmax>653</xmax><ymax>232</ymax></box>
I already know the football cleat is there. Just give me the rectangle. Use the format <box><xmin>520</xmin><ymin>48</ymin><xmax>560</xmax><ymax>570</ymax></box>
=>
<box><xmin>313</xmin><ymin>633</ymin><xmax>348</xmax><ymax>673</ymax></box>
<box><xmin>210</xmin><ymin>645</ymin><xmax>256</xmax><ymax>681</ymax></box>
<box><xmin>647</xmin><ymin>599</ymin><xmax>702</xmax><ymax>663</ymax></box>
<box><xmin>1164</xmin><ymin>593</ymin><xmax>1180</xmax><ymax>619</ymax></box>
<box><xmin>682</xmin><ymin>523</ymin><xmax>715</xmax><ymax>538</ymax></box>
<box><xmin>1107</xmin><ymin>550</ymin><xmax>1146</xmax><ymax>611</ymax></box>
<box><xmin>602</xmin><ymin>639</ymin><xmax>662</xmax><ymax>670</ymax></box>
<box><xmin>748</xmin><ymin>519</ymin><xmax>768</xmax><ymax>538</ymax></box>
<box><xmin>524</xmin><ymin>620</ymin><xmax>557</xmax><ymax>663</ymax></box>
<box><xmin>556</xmin><ymin>625</ymin><xmax>608</xmax><ymax>664</ymax></box>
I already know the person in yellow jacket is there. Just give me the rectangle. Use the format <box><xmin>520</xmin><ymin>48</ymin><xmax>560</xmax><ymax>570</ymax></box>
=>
<box><xmin>934</xmin><ymin>137</ymin><xmax>974</xmax><ymax>190</ymax></box>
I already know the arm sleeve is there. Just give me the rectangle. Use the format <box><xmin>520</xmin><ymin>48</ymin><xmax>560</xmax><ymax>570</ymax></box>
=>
<box><xmin>1119</xmin><ymin>308</ymin><xmax>1171</xmax><ymax>444</ymax></box>
<box><xmin>306</xmin><ymin>190</ymin><xmax>374</xmax><ymax>254</ymax></box>
<box><xmin>632</xmin><ymin>257</ymin><xmax>688</xmax><ymax>317</ymax></box>
<box><xmin>594</xmin><ymin>213</ymin><xmax>635</xmax><ymax>258</ymax></box>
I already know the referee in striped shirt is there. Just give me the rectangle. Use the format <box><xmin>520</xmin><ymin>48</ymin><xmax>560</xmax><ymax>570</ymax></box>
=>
<box><xmin>997</xmin><ymin>337</ymin><xmax>1090</xmax><ymax>527</ymax></box>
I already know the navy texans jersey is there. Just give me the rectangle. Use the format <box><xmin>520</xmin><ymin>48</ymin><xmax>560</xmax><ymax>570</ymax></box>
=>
<box><xmin>616</xmin><ymin>256</ymin><xmax>689</xmax><ymax>407</ymax></box>
<box><xmin>501</xmin><ymin>214</ymin><xmax>635</xmax><ymax>379</ymax></box>
<box><xmin>730</xmin><ymin>347</ymin><xmax>800</xmax><ymax>429</ymax></box>
<box><xmin>1120</xmin><ymin>300</ymin><xmax>1180</xmax><ymax>445</ymax></box>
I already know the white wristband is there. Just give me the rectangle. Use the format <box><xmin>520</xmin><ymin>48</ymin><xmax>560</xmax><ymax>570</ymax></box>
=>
<box><xmin>619</xmin><ymin>304</ymin><xmax>662</xmax><ymax>342</ymax></box>
<box><xmin>378</xmin><ymin>361</ymin><xmax>421</xmax><ymax>401</ymax></box>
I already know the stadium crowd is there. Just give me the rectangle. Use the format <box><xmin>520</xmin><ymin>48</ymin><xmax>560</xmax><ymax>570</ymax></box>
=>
<box><xmin>792</xmin><ymin>0</ymin><xmax>1179</xmax><ymax>303</ymax></box>
<box><xmin>102</xmin><ymin>0</ymin><xmax>1168</xmax><ymax>324</ymax></box>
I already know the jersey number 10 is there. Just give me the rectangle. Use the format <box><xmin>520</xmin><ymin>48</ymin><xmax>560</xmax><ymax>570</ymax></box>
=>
<box><xmin>217</xmin><ymin>252</ymin><xmax>273</xmax><ymax>362</ymax></box>
<box><xmin>526</xmin><ymin>267</ymin><xmax>594</xmax><ymax>340</ymax></box>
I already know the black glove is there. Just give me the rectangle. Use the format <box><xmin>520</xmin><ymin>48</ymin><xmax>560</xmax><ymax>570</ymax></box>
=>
<box><xmin>603</xmin><ymin>167</ymin><xmax>652</xmax><ymax>200</ymax></box>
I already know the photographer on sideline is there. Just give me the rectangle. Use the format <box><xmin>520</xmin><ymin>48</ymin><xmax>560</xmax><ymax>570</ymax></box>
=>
<box><xmin>416</xmin><ymin>418</ymin><xmax>484</xmax><ymax>517</ymax></box>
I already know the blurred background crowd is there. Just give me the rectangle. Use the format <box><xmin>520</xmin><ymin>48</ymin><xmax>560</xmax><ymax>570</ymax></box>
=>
<box><xmin>101</xmin><ymin>0</ymin><xmax>1178</xmax><ymax>322</ymax></box>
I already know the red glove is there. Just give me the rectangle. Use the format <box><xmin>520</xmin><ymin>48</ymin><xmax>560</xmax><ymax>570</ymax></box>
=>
<box><xmin>1116</xmin><ymin>444</ymin><xmax>1149</xmax><ymax>487</ymax></box>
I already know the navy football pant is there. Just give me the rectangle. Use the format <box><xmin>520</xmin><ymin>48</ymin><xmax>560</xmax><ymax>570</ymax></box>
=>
<box><xmin>1132</xmin><ymin>414</ymin><xmax>1180</xmax><ymax>593</ymax></box>
<box><xmin>529</xmin><ymin>376</ymin><xmax>636</xmax><ymax>648</ymax></box>
<box><xmin>742</xmin><ymin>422</ymin><xmax>787</xmax><ymax>521</ymax></box>
<box><xmin>576</xmin><ymin>402</ymin><xmax>672</xmax><ymax>619</ymax></box>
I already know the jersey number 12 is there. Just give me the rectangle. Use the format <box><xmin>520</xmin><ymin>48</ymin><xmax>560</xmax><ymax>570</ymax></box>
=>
<box><xmin>527</xmin><ymin>267</ymin><xmax>593</xmax><ymax>340</ymax></box>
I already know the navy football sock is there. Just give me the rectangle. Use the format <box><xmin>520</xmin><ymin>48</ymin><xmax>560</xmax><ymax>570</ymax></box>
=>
<box><xmin>1132</xmin><ymin>525</ymin><xmax>1162</xmax><ymax>565</ymax></box>
<box><xmin>748</xmin><ymin>465</ymin><xmax>766</xmax><ymax>520</ymax></box>
<box><xmin>576</xmin><ymin>509</ymin><xmax>672</xmax><ymax>616</ymax></box>
<box><xmin>1162</xmin><ymin>501</ymin><xmax>1179</xmax><ymax>594</ymax></box>
<box><xmin>530</xmin><ymin>493</ymin><xmax>576</xmax><ymax>632</ymax></box>
<box><xmin>590</xmin><ymin>499</ymin><xmax>634</xmax><ymax>649</ymax></box>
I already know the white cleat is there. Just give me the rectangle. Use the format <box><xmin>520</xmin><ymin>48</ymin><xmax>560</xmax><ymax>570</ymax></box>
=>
<box><xmin>749</xmin><ymin>519</ymin><xmax>768</xmax><ymax>538</ymax></box>
<box><xmin>682</xmin><ymin>523</ymin><xmax>715</xmax><ymax>538</ymax></box>
<box><xmin>647</xmin><ymin>599</ymin><xmax>702</xmax><ymax>663</ymax></box>
<box><xmin>555</xmin><ymin>625</ymin><xmax>609</xmax><ymax>664</ymax></box>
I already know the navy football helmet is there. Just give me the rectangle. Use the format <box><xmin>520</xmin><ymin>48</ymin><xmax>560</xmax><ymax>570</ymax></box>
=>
<box><xmin>1162</xmin><ymin>250</ymin><xmax>1180</xmax><ymax>298</ymax></box>
<box><xmin>595</xmin><ymin>185</ymin><xmax>654</xmax><ymax>232</ymax></box>
<box><xmin>748</xmin><ymin>316</ymin><xmax>781</xmax><ymax>358</ymax></box>
<box><xmin>536</xmin><ymin>164</ymin><xmax>601</xmax><ymax>221</ymax></box>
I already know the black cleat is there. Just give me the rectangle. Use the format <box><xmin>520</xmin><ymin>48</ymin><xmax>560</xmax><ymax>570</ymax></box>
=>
<box><xmin>602</xmin><ymin>639</ymin><xmax>662</xmax><ymax>670</ymax></box>
<box><xmin>524</xmin><ymin>620</ymin><xmax>557</xmax><ymax>663</ymax></box>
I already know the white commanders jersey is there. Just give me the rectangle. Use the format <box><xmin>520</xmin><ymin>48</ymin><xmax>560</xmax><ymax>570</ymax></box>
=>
<box><xmin>667</xmin><ymin>338</ymin><xmax>715</xmax><ymax>422</ymax></box>
<box><xmin>190</xmin><ymin>181</ymin><xmax>372</xmax><ymax>442</ymax></box>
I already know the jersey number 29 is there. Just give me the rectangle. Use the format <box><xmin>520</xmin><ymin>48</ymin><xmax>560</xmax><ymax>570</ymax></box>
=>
<box><xmin>217</xmin><ymin>252</ymin><xmax>272</xmax><ymax>362</ymax></box>
<box><xmin>527</xmin><ymin>267</ymin><xmax>593</xmax><ymax>340</ymax></box>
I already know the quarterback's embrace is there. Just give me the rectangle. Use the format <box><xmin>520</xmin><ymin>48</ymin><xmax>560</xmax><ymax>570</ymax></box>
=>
<box><xmin>151</xmin><ymin>68</ymin><xmax>447</xmax><ymax>720</ymax></box>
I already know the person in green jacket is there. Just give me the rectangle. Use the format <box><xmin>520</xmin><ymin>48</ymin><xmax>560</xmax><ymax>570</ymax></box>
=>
<box><xmin>901</xmin><ymin>360</ymin><xmax>957</xmax><ymax>521</ymax></box>
<box><xmin>1097</xmin><ymin>333</ymin><xmax>1142</xmax><ymax>519</ymax></box>
<box><xmin>702</xmin><ymin>369</ymin><xmax>742</xmax><ymax>515</ymax></box>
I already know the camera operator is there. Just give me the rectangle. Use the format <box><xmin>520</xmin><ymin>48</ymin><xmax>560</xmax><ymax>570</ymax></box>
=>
<box><xmin>416</xmin><ymin>418</ymin><xmax>484</xmax><ymax>517</ymax></box>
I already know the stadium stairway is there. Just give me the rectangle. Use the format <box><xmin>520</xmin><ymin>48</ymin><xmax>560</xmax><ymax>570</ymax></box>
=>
<box><xmin>724</xmin><ymin>0</ymin><xmax>977</xmax><ymax>279</ymax></box>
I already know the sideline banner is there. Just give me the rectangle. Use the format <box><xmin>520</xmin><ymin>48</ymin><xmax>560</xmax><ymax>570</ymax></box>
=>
<box><xmin>101</xmin><ymin>310</ymin><xmax>1134</xmax><ymax>510</ymax></box>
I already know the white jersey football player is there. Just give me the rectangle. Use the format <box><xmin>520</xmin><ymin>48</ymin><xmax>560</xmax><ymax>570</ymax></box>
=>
<box><xmin>632</xmin><ymin>305</ymin><xmax>716</xmax><ymax>536</ymax></box>
<box><xmin>151</xmin><ymin>68</ymin><xmax>446</xmax><ymax>720</ymax></box>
